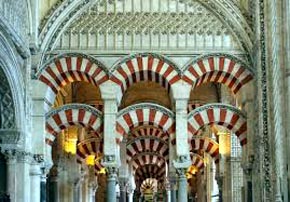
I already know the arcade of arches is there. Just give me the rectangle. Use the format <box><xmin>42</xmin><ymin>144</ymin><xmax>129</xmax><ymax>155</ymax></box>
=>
<box><xmin>0</xmin><ymin>0</ymin><xmax>290</xmax><ymax>202</ymax></box>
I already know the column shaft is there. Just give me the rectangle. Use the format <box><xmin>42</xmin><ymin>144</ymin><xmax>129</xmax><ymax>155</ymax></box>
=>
<box><xmin>41</xmin><ymin>174</ymin><xmax>47</xmax><ymax>202</ymax></box>
<box><xmin>106</xmin><ymin>174</ymin><xmax>117</xmax><ymax>202</ymax></box>
<box><xmin>30</xmin><ymin>163</ymin><xmax>41</xmax><ymax>202</ymax></box>
<box><xmin>170</xmin><ymin>189</ymin><xmax>176</xmax><ymax>202</ymax></box>
<box><xmin>178</xmin><ymin>173</ymin><xmax>187</xmax><ymax>202</ymax></box>
<box><xmin>6</xmin><ymin>153</ymin><xmax>16</xmax><ymax>202</ymax></box>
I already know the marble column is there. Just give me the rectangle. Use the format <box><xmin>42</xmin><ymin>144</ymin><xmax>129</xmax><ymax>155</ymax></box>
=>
<box><xmin>40</xmin><ymin>168</ymin><xmax>48</xmax><ymax>202</ymax></box>
<box><xmin>49</xmin><ymin>173</ymin><xmax>59</xmax><ymax>202</ymax></box>
<box><xmin>30</xmin><ymin>156</ymin><xmax>42</xmax><ymax>202</ymax></box>
<box><xmin>177</xmin><ymin>168</ymin><xmax>188</xmax><ymax>202</ymax></box>
<box><xmin>119</xmin><ymin>179</ymin><xmax>127</xmax><ymax>202</ymax></box>
<box><xmin>106</xmin><ymin>167</ymin><xmax>118</xmax><ymax>202</ymax></box>
<box><xmin>171</xmin><ymin>82</ymin><xmax>191</xmax><ymax>159</ymax></box>
<box><xmin>4</xmin><ymin>150</ymin><xmax>16</xmax><ymax>202</ymax></box>
<box><xmin>127</xmin><ymin>190</ymin><xmax>134</xmax><ymax>202</ymax></box>
<box><xmin>88</xmin><ymin>183</ymin><xmax>98</xmax><ymax>202</ymax></box>
<box><xmin>168</xmin><ymin>174</ymin><xmax>177</xmax><ymax>202</ymax></box>
<box><xmin>216</xmin><ymin>175</ymin><xmax>223</xmax><ymax>202</ymax></box>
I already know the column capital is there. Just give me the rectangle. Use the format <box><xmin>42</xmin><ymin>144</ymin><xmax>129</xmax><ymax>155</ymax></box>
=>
<box><xmin>3</xmin><ymin>149</ymin><xmax>17</xmax><ymax>162</ymax></box>
<box><xmin>176</xmin><ymin>168</ymin><xmax>188</xmax><ymax>178</ymax></box>
<box><xmin>102</xmin><ymin>155</ymin><xmax>119</xmax><ymax>167</ymax></box>
<box><xmin>173</xmin><ymin>155</ymin><xmax>191</xmax><ymax>170</ymax></box>
<box><xmin>17</xmin><ymin>151</ymin><xmax>33</xmax><ymax>163</ymax></box>
<box><xmin>106</xmin><ymin>166</ymin><xmax>118</xmax><ymax>178</ymax></box>
<box><xmin>241</xmin><ymin>154</ymin><xmax>255</xmax><ymax>177</ymax></box>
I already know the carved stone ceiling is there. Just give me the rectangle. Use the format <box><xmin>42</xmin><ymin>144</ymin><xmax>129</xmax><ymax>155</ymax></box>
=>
<box><xmin>54</xmin><ymin>0</ymin><xmax>241</xmax><ymax>52</ymax></box>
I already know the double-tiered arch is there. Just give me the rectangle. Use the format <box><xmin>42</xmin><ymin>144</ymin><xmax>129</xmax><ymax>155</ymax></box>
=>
<box><xmin>45</xmin><ymin>104</ymin><xmax>103</xmax><ymax>145</ymax></box>
<box><xmin>183</xmin><ymin>54</ymin><xmax>254</xmax><ymax>94</ymax></box>
<box><xmin>36</xmin><ymin>53</ymin><xmax>109</xmax><ymax>112</ymax></box>
<box><xmin>188</xmin><ymin>103</ymin><xmax>247</xmax><ymax>146</ymax></box>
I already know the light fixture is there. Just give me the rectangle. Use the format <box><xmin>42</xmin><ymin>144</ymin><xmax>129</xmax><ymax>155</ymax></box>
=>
<box><xmin>86</xmin><ymin>155</ymin><xmax>95</xmax><ymax>166</ymax></box>
<box><xmin>64</xmin><ymin>138</ymin><xmax>77</xmax><ymax>154</ymax></box>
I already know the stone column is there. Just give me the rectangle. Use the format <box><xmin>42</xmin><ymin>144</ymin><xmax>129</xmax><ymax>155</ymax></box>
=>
<box><xmin>100</xmin><ymin>82</ymin><xmax>120</xmax><ymax>202</ymax></box>
<box><xmin>40</xmin><ymin>168</ymin><xmax>49</xmax><ymax>202</ymax></box>
<box><xmin>242</xmin><ymin>155</ymin><xmax>254</xmax><ymax>202</ymax></box>
<box><xmin>169</xmin><ymin>174</ymin><xmax>177</xmax><ymax>202</ymax></box>
<box><xmin>215</xmin><ymin>175</ymin><xmax>223</xmax><ymax>202</ymax></box>
<box><xmin>15</xmin><ymin>153</ymin><xmax>32</xmax><ymax>201</ymax></box>
<box><xmin>30</xmin><ymin>155</ymin><xmax>43</xmax><ymax>202</ymax></box>
<box><xmin>49</xmin><ymin>165</ymin><xmax>59</xmax><ymax>202</ymax></box>
<box><xmin>106</xmin><ymin>167</ymin><xmax>118</xmax><ymax>202</ymax></box>
<box><xmin>88</xmin><ymin>183</ymin><xmax>98</xmax><ymax>202</ymax></box>
<box><xmin>171</xmin><ymin>82</ymin><xmax>191</xmax><ymax>202</ymax></box>
<box><xmin>119</xmin><ymin>178</ymin><xmax>127</xmax><ymax>202</ymax></box>
<box><xmin>4</xmin><ymin>150</ymin><xmax>16</xmax><ymax>201</ymax></box>
<box><xmin>100</xmin><ymin>82</ymin><xmax>119</xmax><ymax>162</ymax></box>
<box><xmin>127</xmin><ymin>189</ymin><xmax>134</xmax><ymax>202</ymax></box>
<box><xmin>176</xmin><ymin>168</ymin><xmax>188</xmax><ymax>202</ymax></box>
<box><xmin>171</xmin><ymin>82</ymin><xmax>191</xmax><ymax>159</ymax></box>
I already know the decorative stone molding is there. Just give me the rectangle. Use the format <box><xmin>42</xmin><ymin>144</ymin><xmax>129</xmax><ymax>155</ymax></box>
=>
<box><xmin>106</xmin><ymin>166</ymin><xmax>118</xmax><ymax>178</ymax></box>
<box><xmin>241</xmin><ymin>154</ymin><xmax>255</xmax><ymax>176</ymax></box>
<box><xmin>173</xmin><ymin>155</ymin><xmax>191</xmax><ymax>170</ymax></box>
<box><xmin>0</xmin><ymin>1</ymin><xmax>30</xmax><ymax>58</ymax></box>
<box><xmin>176</xmin><ymin>167</ymin><xmax>187</xmax><ymax>178</ymax></box>
<box><xmin>33</xmin><ymin>154</ymin><xmax>44</xmax><ymax>164</ymax></box>
<box><xmin>0</xmin><ymin>130</ymin><xmax>21</xmax><ymax>145</ymax></box>
<box><xmin>40</xmin><ymin>0</ymin><xmax>254</xmax><ymax>54</ymax></box>
<box><xmin>0</xmin><ymin>66</ymin><xmax>16</xmax><ymax>129</ymax></box>
<box><xmin>16</xmin><ymin>151</ymin><xmax>32</xmax><ymax>163</ymax></box>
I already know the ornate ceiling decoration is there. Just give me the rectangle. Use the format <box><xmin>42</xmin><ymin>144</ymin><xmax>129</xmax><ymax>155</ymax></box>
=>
<box><xmin>54</xmin><ymin>0</ymin><xmax>241</xmax><ymax>51</ymax></box>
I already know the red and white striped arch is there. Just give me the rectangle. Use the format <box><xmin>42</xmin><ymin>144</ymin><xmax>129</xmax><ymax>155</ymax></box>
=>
<box><xmin>131</xmin><ymin>127</ymin><xmax>169</xmax><ymax>142</ymax></box>
<box><xmin>131</xmin><ymin>153</ymin><xmax>167</xmax><ymax>171</ymax></box>
<box><xmin>36</xmin><ymin>53</ymin><xmax>109</xmax><ymax>112</ymax></box>
<box><xmin>76</xmin><ymin>138</ymin><xmax>104</xmax><ymax>172</ymax></box>
<box><xmin>117</xmin><ymin>103</ymin><xmax>175</xmax><ymax>139</ymax></box>
<box><xmin>135</xmin><ymin>164</ymin><xmax>165</xmax><ymax>183</ymax></box>
<box><xmin>188</xmin><ymin>104</ymin><xmax>247</xmax><ymax>146</ymax></box>
<box><xmin>77</xmin><ymin>138</ymin><xmax>103</xmax><ymax>159</ymax></box>
<box><xmin>111</xmin><ymin>53</ymin><xmax>181</xmax><ymax>96</ymax></box>
<box><xmin>190</xmin><ymin>153</ymin><xmax>205</xmax><ymax>170</ymax></box>
<box><xmin>183</xmin><ymin>55</ymin><xmax>254</xmax><ymax>94</ymax></box>
<box><xmin>190</xmin><ymin>137</ymin><xmax>219</xmax><ymax>163</ymax></box>
<box><xmin>126</xmin><ymin>138</ymin><xmax>168</xmax><ymax>161</ymax></box>
<box><xmin>45</xmin><ymin>104</ymin><xmax>102</xmax><ymax>145</ymax></box>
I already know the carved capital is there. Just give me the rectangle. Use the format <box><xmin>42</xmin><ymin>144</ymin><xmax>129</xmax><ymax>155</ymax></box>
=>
<box><xmin>173</xmin><ymin>155</ymin><xmax>191</xmax><ymax>170</ymax></box>
<box><xmin>33</xmin><ymin>154</ymin><xmax>44</xmax><ymax>164</ymax></box>
<box><xmin>176</xmin><ymin>168</ymin><xmax>187</xmax><ymax>178</ymax></box>
<box><xmin>102</xmin><ymin>155</ymin><xmax>118</xmax><ymax>168</ymax></box>
<box><xmin>106</xmin><ymin>166</ymin><xmax>118</xmax><ymax>179</ymax></box>
<box><xmin>3</xmin><ymin>149</ymin><xmax>17</xmax><ymax>162</ymax></box>
<box><xmin>16</xmin><ymin>151</ymin><xmax>32</xmax><ymax>163</ymax></box>
<box><xmin>242</xmin><ymin>154</ymin><xmax>255</xmax><ymax>176</ymax></box>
